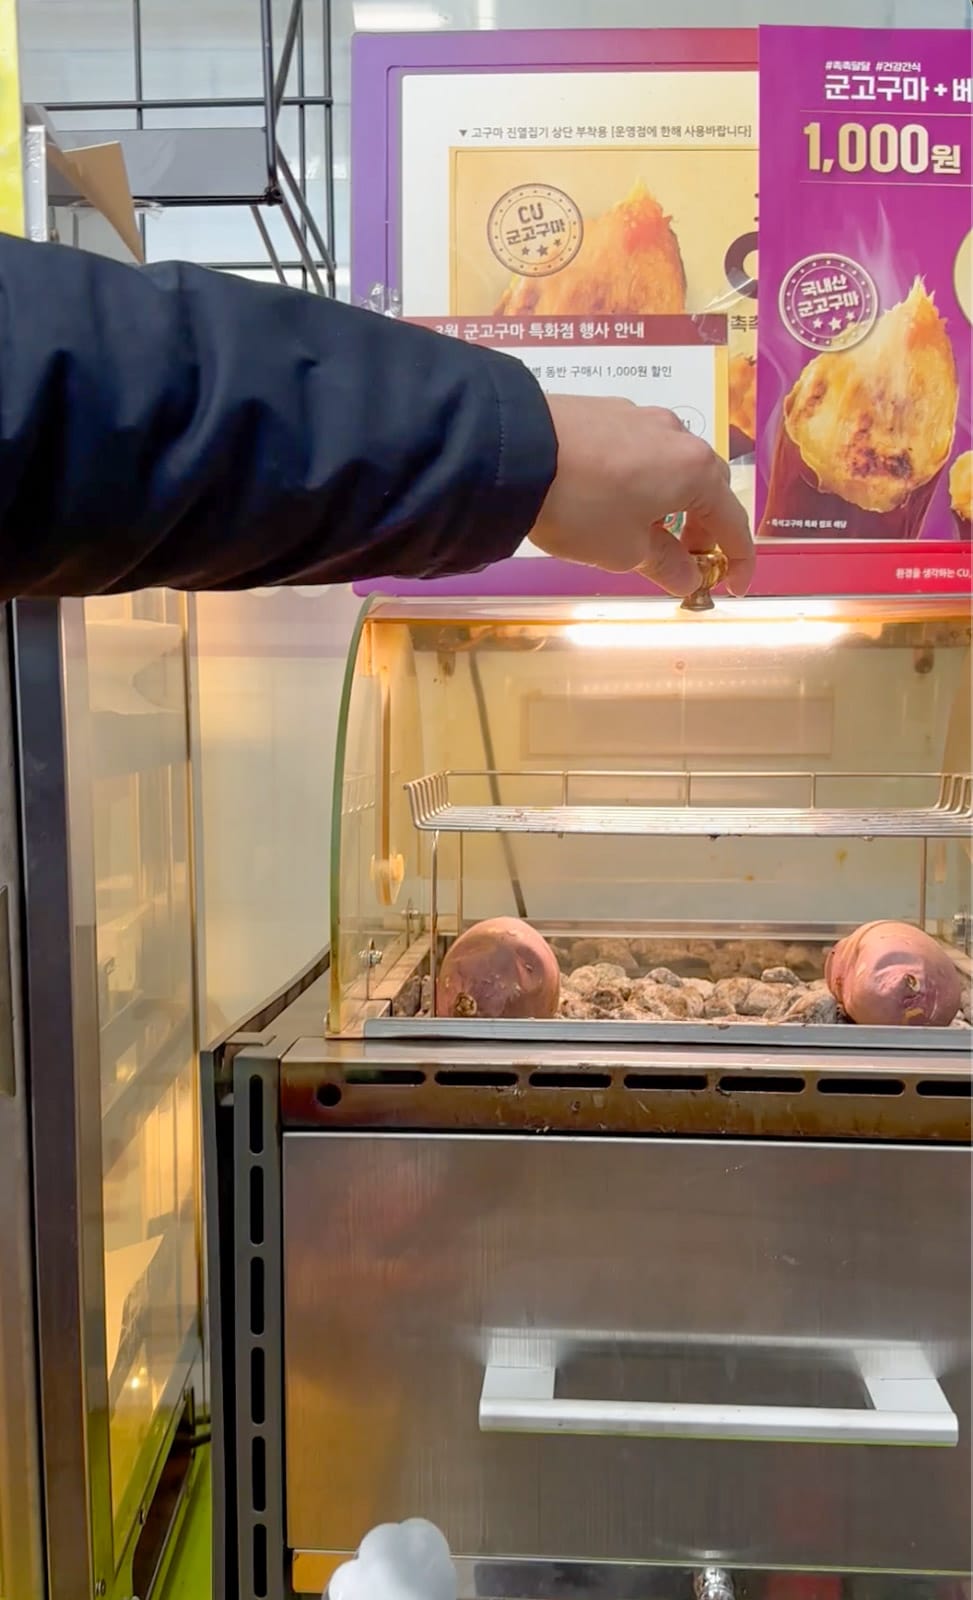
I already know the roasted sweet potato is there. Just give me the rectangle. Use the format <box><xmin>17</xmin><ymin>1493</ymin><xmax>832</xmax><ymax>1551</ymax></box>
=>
<box><xmin>825</xmin><ymin>920</ymin><xmax>961</xmax><ymax>1027</ymax></box>
<box><xmin>436</xmin><ymin>917</ymin><xmax>560</xmax><ymax>1020</ymax></box>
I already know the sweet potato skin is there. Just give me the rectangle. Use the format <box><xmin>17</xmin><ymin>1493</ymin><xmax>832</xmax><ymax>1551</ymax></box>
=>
<box><xmin>437</xmin><ymin>917</ymin><xmax>560</xmax><ymax>1019</ymax></box>
<box><xmin>825</xmin><ymin>920</ymin><xmax>961</xmax><ymax>1027</ymax></box>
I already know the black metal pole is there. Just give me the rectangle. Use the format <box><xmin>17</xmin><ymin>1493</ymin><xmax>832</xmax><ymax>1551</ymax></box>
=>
<box><xmin>174</xmin><ymin>259</ymin><xmax>312</xmax><ymax>271</ymax></box>
<box><xmin>250</xmin><ymin>205</ymin><xmax>289</xmax><ymax>285</ymax></box>
<box><xmin>258</xmin><ymin>0</ymin><xmax>278</xmax><ymax>191</ymax></box>
<box><xmin>298</xmin><ymin>0</ymin><xmax>308</xmax><ymax>289</ymax></box>
<box><xmin>132</xmin><ymin>0</ymin><xmax>147</xmax><ymax>253</ymax></box>
<box><xmin>44</xmin><ymin>95</ymin><xmax>331</xmax><ymax>111</ymax></box>
<box><xmin>323</xmin><ymin>0</ymin><xmax>336</xmax><ymax>283</ymax></box>
<box><xmin>277</xmin><ymin>146</ymin><xmax>336</xmax><ymax>289</ymax></box>
<box><xmin>278</xmin><ymin>198</ymin><xmax>327</xmax><ymax>294</ymax></box>
<box><xmin>273</xmin><ymin>0</ymin><xmax>304</xmax><ymax>116</ymax></box>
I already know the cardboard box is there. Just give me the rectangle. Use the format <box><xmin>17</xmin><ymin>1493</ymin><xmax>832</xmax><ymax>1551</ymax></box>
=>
<box><xmin>25</xmin><ymin>102</ymin><xmax>143</xmax><ymax>262</ymax></box>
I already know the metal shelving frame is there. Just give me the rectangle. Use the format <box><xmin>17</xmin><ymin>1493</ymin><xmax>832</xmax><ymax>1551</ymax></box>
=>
<box><xmin>39</xmin><ymin>0</ymin><xmax>337</xmax><ymax>292</ymax></box>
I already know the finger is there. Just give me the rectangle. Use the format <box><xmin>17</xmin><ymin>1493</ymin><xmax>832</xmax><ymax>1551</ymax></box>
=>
<box><xmin>682</xmin><ymin>506</ymin><xmax>754</xmax><ymax>596</ymax></box>
<box><xmin>635</xmin><ymin>522</ymin><xmax>700</xmax><ymax>597</ymax></box>
<box><xmin>683</xmin><ymin>474</ymin><xmax>755</xmax><ymax>596</ymax></box>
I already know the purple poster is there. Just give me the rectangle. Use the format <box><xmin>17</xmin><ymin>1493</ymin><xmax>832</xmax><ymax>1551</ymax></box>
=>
<box><xmin>756</xmin><ymin>26</ymin><xmax>973</xmax><ymax>550</ymax></box>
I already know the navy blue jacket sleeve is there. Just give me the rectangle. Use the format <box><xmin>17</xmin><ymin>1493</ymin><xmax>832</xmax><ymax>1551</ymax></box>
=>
<box><xmin>0</xmin><ymin>234</ymin><xmax>557</xmax><ymax>597</ymax></box>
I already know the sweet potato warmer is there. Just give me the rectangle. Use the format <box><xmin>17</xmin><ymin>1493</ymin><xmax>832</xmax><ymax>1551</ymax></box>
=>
<box><xmin>327</xmin><ymin>594</ymin><xmax>970</xmax><ymax>1092</ymax></box>
<box><xmin>211</xmin><ymin>589</ymin><xmax>972</xmax><ymax>1600</ymax></box>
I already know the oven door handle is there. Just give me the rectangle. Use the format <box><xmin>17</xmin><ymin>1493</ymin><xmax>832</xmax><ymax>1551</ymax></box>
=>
<box><xmin>478</xmin><ymin>1359</ymin><xmax>958</xmax><ymax>1448</ymax></box>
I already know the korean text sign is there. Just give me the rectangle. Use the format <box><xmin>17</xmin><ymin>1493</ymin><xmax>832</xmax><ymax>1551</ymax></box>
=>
<box><xmin>756</xmin><ymin>25</ymin><xmax>972</xmax><ymax>558</ymax></box>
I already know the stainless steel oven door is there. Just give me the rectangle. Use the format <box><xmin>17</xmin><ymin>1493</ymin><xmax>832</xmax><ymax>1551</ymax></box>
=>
<box><xmin>282</xmin><ymin>1133</ymin><xmax>971</xmax><ymax>1579</ymax></box>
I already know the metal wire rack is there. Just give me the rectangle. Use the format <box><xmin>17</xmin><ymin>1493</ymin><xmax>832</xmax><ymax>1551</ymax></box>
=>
<box><xmin>404</xmin><ymin>769</ymin><xmax>973</xmax><ymax>839</ymax></box>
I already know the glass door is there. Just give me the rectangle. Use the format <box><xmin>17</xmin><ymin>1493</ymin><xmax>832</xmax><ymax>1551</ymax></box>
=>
<box><xmin>12</xmin><ymin>594</ymin><xmax>205</xmax><ymax>1600</ymax></box>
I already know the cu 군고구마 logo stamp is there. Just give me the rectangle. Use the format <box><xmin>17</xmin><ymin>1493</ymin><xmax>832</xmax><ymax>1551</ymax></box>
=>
<box><xmin>487</xmin><ymin>184</ymin><xmax>584</xmax><ymax>278</ymax></box>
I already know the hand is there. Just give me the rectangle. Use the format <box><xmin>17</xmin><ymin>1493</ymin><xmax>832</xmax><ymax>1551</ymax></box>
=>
<box><xmin>530</xmin><ymin>395</ymin><xmax>754</xmax><ymax>597</ymax></box>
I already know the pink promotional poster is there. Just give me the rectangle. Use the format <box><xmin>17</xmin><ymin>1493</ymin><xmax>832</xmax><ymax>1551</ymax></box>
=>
<box><xmin>756</xmin><ymin>25</ymin><xmax>972</xmax><ymax>575</ymax></box>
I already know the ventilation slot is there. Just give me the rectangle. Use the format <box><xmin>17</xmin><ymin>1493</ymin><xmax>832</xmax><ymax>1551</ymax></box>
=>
<box><xmin>252</xmin><ymin>1437</ymin><xmax>267</xmax><ymax>1514</ymax></box>
<box><xmin>916</xmin><ymin>1078</ymin><xmax>972</xmax><ymax>1099</ymax></box>
<box><xmin>529</xmin><ymin>1071</ymin><xmax>612</xmax><ymax>1089</ymax></box>
<box><xmin>625</xmin><ymin>1073</ymin><xmax>708</xmax><ymax>1092</ymax></box>
<box><xmin>719</xmin><ymin>1075</ymin><xmax>806</xmax><ymax>1095</ymax></box>
<box><xmin>249</xmin><ymin>1075</ymin><xmax>264</xmax><ymax>1155</ymax></box>
<box><xmin>250</xmin><ymin>1259</ymin><xmax>265</xmax><ymax>1337</ymax></box>
<box><xmin>251</xmin><ymin>1349</ymin><xmax>266</xmax><ymax>1427</ymax></box>
<box><xmin>249</xmin><ymin>1167</ymin><xmax>264</xmax><ymax>1246</ymax></box>
<box><xmin>252</xmin><ymin>1524</ymin><xmax>268</xmax><ymax>1598</ymax></box>
<box><xmin>818</xmin><ymin>1077</ymin><xmax>905</xmax><ymax>1097</ymax></box>
<box><xmin>344</xmin><ymin>1067</ymin><xmax>426</xmax><ymax>1086</ymax></box>
<box><xmin>434</xmin><ymin>1070</ymin><xmax>519</xmax><ymax>1088</ymax></box>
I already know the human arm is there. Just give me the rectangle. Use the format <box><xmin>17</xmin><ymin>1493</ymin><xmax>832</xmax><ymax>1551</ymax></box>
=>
<box><xmin>0</xmin><ymin>234</ymin><xmax>753</xmax><ymax>599</ymax></box>
<box><xmin>0</xmin><ymin>233</ymin><xmax>555</xmax><ymax>597</ymax></box>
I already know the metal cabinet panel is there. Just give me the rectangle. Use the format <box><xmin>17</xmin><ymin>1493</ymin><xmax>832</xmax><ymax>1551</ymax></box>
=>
<box><xmin>0</xmin><ymin>614</ymin><xmax>45</xmax><ymax>1600</ymax></box>
<box><xmin>283</xmin><ymin>1132</ymin><xmax>971</xmax><ymax>1576</ymax></box>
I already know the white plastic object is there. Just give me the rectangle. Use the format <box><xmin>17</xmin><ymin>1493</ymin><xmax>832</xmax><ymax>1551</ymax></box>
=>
<box><xmin>326</xmin><ymin>1518</ymin><xmax>457</xmax><ymax>1600</ymax></box>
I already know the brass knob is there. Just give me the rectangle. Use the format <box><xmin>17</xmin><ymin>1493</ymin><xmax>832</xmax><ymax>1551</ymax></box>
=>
<box><xmin>680</xmin><ymin>548</ymin><xmax>728</xmax><ymax>612</ymax></box>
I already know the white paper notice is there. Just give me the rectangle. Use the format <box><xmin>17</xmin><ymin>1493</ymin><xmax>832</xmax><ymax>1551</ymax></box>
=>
<box><xmin>392</xmin><ymin>60</ymin><xmax>757</xmax><ymax>579</ymax></box>
<box><xmin>398</xmin><ymin>70</ymin><xmax>756</xmax><ymax>316</ymax></box>
<box><xmin>508</xmin><ymin>341</ymin><xmax>716</xmax><ymax>434</ymax></box>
